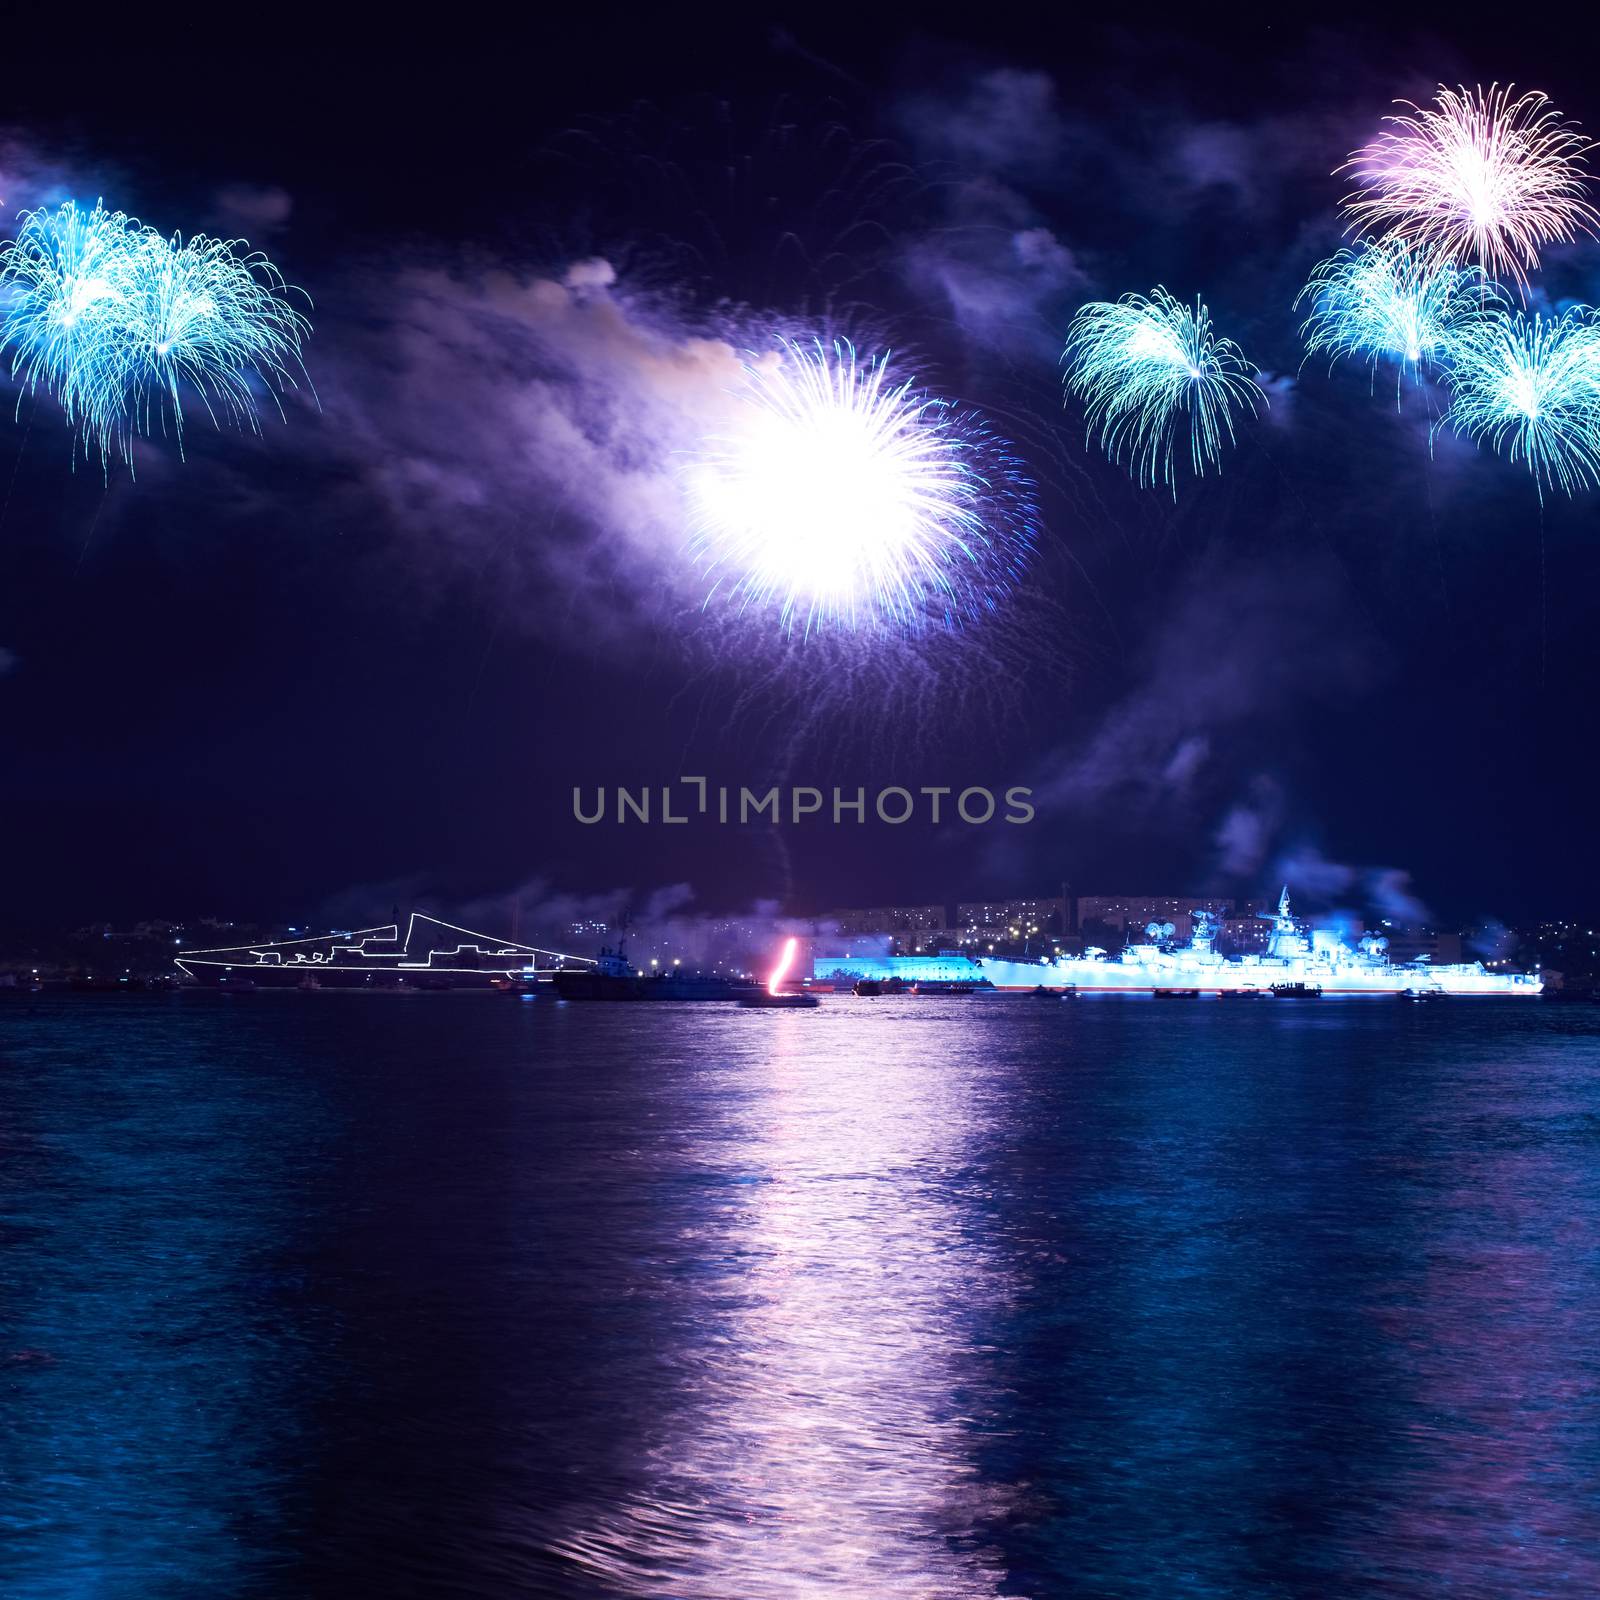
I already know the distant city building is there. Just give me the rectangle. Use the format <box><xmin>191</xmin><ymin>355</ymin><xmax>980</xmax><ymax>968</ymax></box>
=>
<box><xmin>823</xmin><ymin>904</ymin><xmax>948</xmax><ymax>935</ymax></box>
<box><xmin>955</xmin><ymin>898</ymin><xmax>1065</xmax><ymax>938</ymax></box>
<box><xmin>1381</xmin><ymin>929</ymin><xmax>1463</xmax><ymax>965</ymax></box>
<box><xmin>1075</xmin><ymin>896</ymin><xmax>1234</xmax><ymax>944</ymax></box>
<box><xmin>1216</xmin><ymin>900</ymin><xmax>1274</xmax><ymax>953</ymax></box>
<box><xmin>1220</xmin><ymin>915</ymin><xmax>1270</xmax><ymax>953</ymax></box>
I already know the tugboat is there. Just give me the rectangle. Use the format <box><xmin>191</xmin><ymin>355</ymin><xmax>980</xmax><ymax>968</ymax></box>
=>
<box><xmin>551</xmin><ymin>944</ymin><xmax>761</xmax><ymax>1002</ymax></box>
<box><xmin>1269</xmin><ymin>981</ymin><xmax>1323</xmax><ymax>999</ymax></box>
<box><xmin>551</xmin><ymin>944</ymin><xmax>644</xmax><ymax>1000</ymax></box>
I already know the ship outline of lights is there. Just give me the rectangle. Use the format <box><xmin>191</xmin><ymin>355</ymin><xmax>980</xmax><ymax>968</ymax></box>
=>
<box><xmin>174</xmin><ymin>911</ymin><xmax>595</xmax><ymax>988</ymax></box>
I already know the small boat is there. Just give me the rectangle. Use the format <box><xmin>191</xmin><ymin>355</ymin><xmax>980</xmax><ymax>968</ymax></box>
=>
<box><xmin>910</xmin><ymin>981</ymin><xmax>975</xmax><ymax>995</ymax></box>
<box><xmin>1269</xmin><ymin>981</ymin><xmax>1323</xmax><ymax>998</ymax></box>
<box><xmin>1030</xmin><ymin>985</ymin><xmax>1054</xmax><ymax>997</ymax></box>
<box><xmin>490</xmin><ymin>977</ymin><xmax>542</xmax><ymax>997</ymax></box>
<box><xmin>1220</xmin><ymin>987</ymin><xmax>1264</xmax><ymax>999</ymax></box>
<box><xmin>1154</xmin><ymin>988</ymin><xmax>1201</xmax><ymax>998</ymax></box>
<box><xmin>853</xmin><ymin>979</ymin><xmax>882</xmax><ymax>997</ymax></box>
<box><xmin>739</xmin><ymin>991</ymin><xmax>820</xmax><ymax>1009</ymax></box>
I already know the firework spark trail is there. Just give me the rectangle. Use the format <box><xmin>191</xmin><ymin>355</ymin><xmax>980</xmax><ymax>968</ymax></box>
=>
<box><xmin>1438</xmin><ymin>306</ymin><xmax>1600</xmax><ymax>499</ymax></box>
<box><xmin>1341</xmin><ymin>84</ymin><xmax>1598</xmax><ymax>292</ymax></box>
<box><xmin>1061</xmin><ymin>288</ymin><xmax>1261</xmax><ymax>494</ymax></box>
<box><xmin>0</xmin><ymin>201</ymin><xmax>134</xmax><ymax>447</ymax></box>
<box><xmin>118</xmin><ymin>228</ymin><xmax>313</xmax><ymax>453</ymax></box>
<box><xmin>0</xmin><ymin>199</ymin><xmax>313</xmax><ymax>468</ymax></box>
<box><xmin>685</xmin><ymin>337</ymin><xmax>1037</xmax><ymax>637</ymax></box>
<box><xmin>1297</xmin><ymin>239</ymin><xmax>1505</xmax><ymax>402</ymax></box>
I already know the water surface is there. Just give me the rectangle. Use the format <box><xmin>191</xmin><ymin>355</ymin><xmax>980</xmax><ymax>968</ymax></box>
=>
<box><xmin>4</xmin><ymin>993</ymin><xmax>1599</xmax><ymax>1597</ymax></box>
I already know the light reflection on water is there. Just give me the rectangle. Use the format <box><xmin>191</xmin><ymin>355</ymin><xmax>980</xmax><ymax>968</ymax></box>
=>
<box><xmin>553</xmin><ymin>1008</ymin><xmax>1018</xmax><ymax>1596</ymax></box>
<box><xmin>3</xmin><ymin>994</ymin><xmax>1600</xmax><ymax>1598</ymax></box>
<box><xmin>1353</xmin><ymin>1066</ymin><xmax>1600</xmax><ymax>1595</ymax></box>
<box><xmin>0</xmin><ymin>1002</ymin><xmax>337</xmax><ymax>1600</ymax></box>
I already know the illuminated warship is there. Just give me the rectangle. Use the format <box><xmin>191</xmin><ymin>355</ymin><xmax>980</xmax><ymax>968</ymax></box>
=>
<box><xmin>816</xmin><ymin>890</ymin><xmax>1543</xmax><ymax>996</ymax></box>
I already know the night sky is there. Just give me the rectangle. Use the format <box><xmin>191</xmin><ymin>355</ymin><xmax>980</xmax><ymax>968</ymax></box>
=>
<box><xmin>2</xmin><ymin>13</ymin><xmax>1597</xmax><ymax>936</ymax></box>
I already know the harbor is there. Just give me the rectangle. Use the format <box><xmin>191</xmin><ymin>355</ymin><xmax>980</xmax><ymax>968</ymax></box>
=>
<box><xmin>812</xmin><ymin>892</ymin><xmax>1545</xmax><ymax>997</ymax></box>
<box><xmin>8</xmin><ymin>15</ymin><xmax>1600</xmax><ymax>1596</ymax></box>
<box><xmin>148</xmin><ymin>889</ymin><xmax>1544</xmax><ymax>1002</ymax></box>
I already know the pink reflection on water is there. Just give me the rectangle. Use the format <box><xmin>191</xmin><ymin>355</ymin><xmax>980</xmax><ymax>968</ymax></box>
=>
<box><xmin>555</xmin><ymin>1003</ymin><xmax>1019</xmax><ymax>1597</ymax></box>
<box><xmin>1356</xmin><ymin>1073</ymin><xmax>1600</xmax><ymax>1594</ymax></box>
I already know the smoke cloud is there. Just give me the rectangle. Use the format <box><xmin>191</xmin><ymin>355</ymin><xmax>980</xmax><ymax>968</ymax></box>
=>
<box><xmin>324</xmin><ymin>875</ymin><xmax>826</xmax><ymax>973</ymax></box>
<box><xmin>896</xmin><ymin>71</ymin><xmax>1091</xmax><ymax>357</ymax></box>
<box><xmin>1271</xmin><ymin>845</ymin><xmax>1433</xmax><ymax>925</ymax></box>
<box><xmin>211</xmin><ymin>183</ymin><xmax>294</xmax><ymax>232</ymax></box>
<box><xmin>316</xmin><ymin>256</ymin><xmax>751</xmax><ymax>644</ymax></box>
<box><xmin>1029</xmin><ymin>556</ymin><xmax>1378</xmax><ymax>823</ymax></box>
<box><xmin>1213</xmin><ymin>775</ymin><xmax>1287</xmax><ymax>877</ymax></box>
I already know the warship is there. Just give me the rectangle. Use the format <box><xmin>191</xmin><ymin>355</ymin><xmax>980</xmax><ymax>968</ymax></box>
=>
<box><xmin>815</xmin><ymin>890</ymin><xmax>1542</xmax><ymax>996</ymax></box>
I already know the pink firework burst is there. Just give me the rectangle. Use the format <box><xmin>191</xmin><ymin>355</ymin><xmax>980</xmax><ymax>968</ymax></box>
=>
<box><xmin>1341</xmin><ymin>83</ymin><xmax>1598</xmax><ymax>291</ymax></box>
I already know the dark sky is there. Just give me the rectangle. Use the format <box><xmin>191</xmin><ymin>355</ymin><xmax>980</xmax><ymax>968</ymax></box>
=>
<box><xmin>2</xmin><ymin>11</ymin><xmax>1598</xmax><ymax>935</ymax></box>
